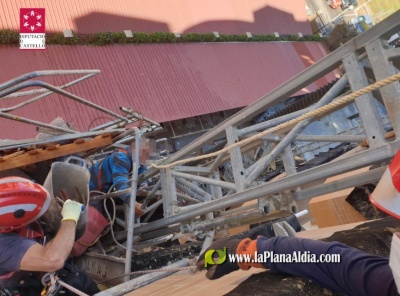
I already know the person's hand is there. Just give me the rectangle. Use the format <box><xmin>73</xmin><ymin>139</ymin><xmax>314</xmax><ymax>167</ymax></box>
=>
<box><xmin>135</xmin><ymin>202</ymin><xmax>145</xmax><ymax>217</ymax></box>
<box><xmin>197</xmin><ymin>236</ymin><xmax>241</xmax><ymax>280</ymax></box>
<box><xmin>61</xmin><ymin>199</ymin><xmax>84</xmax><ymax>224</ymax></box>
<box><xmin>196</xmin><ymin>218</ymin><xmax>297</xmax><ymax>280</ymax></box>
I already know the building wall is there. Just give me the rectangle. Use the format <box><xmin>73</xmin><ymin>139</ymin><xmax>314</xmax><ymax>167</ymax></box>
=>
<box><xmin>1</xmin><ymin>1</ymin><xmax>312</xmax><ymax>35</ymax></box>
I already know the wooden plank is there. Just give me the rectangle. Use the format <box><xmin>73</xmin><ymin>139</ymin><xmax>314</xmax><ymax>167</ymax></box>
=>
<box><xmin>0</xmin><ymin>135</ymin><xmax>112</xmax><ymax>172</ymax></box>
<box><xmin>0</xmin><ymin>151</ymin><xmax>25</xmax><ymax>161</ymax></box>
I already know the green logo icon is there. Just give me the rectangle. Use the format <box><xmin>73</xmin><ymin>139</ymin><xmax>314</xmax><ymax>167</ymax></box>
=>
<box><xmin>204</xmin><ymin>247</ymin><xmax>227</xmax><ymax>267</ymax></box>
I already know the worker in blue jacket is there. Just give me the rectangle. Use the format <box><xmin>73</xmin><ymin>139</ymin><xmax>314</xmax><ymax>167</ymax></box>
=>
<box><xmin>89</xmin><ymin>138</ymin><xmax>156</xmax><ymax>217</ymax></box>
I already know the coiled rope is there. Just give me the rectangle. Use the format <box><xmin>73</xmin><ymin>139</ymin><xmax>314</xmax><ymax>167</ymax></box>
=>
<box><xmin>151</xmin><ymin>72</ymin><xmax>400</xmax><ymax>169</ymax></box>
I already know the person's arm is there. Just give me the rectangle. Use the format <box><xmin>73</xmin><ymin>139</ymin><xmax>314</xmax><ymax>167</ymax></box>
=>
<box><xmin>19</xmin><ymin>220</ymin><xmax>76</xmax><ymax>272</ymax></box>
<box><xmin>19</xmin><ymin>199</ymin><xmax>83</xmax><ymax>273</ymax></box>
<box><xmin>256</xmin><ymin>236</ymin><xmax>398</xmax><ymax>296</ymax></box>
<box><xmin>198</xmin><ymin>234</ymin><xmax>398</xmax><ymax>296</ymax></box>
<box><xmin>110</xmin><ymin>152</ymin><xmax>131</xmax><ymax>202</ymax></box>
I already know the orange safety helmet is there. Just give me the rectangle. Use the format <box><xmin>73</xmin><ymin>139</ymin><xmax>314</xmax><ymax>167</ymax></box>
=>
<box><xmin>370</xmin><ymin>149</ymin><xmax>400</xmax><ymax>219</ymax></box>
<box><xmin>0</xmin><ymin>176</ymin><xmax>51</xmax><ymax>233</ymax></box>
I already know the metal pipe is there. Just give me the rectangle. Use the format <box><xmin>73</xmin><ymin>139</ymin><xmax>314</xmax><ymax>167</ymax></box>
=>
<box><xmin>295</xmin><ymin>210</ymin><xmax>309</xmax><ymax>219</ymax></box>
<box><xmin>90</xmin><ymin>112</ymin><xmax>152</xmax><ymax>132</ymax></box>
<box><xmin>143</xmin><ymin>199</ymin><xmax>163</xmax><ymax>214</ymax></box>
<box><xmin>245</xmin><ymin>143</ymin><xmax>277</xmax><ymax>177</ymax></box>
<box><xmin>0</xmin><ymin>111</ymin><xmax>76</xmax><ymax>134</ymax></box>
<box><xmin>171</xmin><ymin>171</ymin><xmax>236</xmax><ymax>191</ymax></box>
<box><xmin>190</xmin><ymin>209</ymin><xmax>289</xmax><ymax>232</ymax></box>
<box><xmin>142</xmin><ymin>11</ymin><xmax>400</xmax><ymax>180</ymax></box>
<box><xmin>174</xmin><ymin>166</ymin><xmax>211</xmax><ymax>174</ymax></box>
<box><xmin>119</xmin><ymin>107</ymin><xmax>161</xmax><ymax>127</ymax></box>
<box><xmin>1</xmin><ymin>74</ymin><xmax>97</xmax><ymax>111</ymax></box>
<box><xmin>244</xmin><ymin>75</ymin><xmax>349</xmax><ymax>187</ymax></box>
<box><xmin>387</xmin><ymin>47</ymin><xmax>400</xmax><ymax>60</ymax></box>
<box><xmin>295</xmin><ymin>165</ymin><xmax>386</xmax><ymax>200</ymax></box>
<box><xmin>209</xmin><ymin>150</ymin><xmax>228</xmax><ymax>172</ymax></box>
<box><xmin>217</xmin><ymin>204</ymin><xmax>258</xmax><ymax>217</ymax></box>
<box><xmin>94</xmin><ymin>259</ymin><xmax>190</xmax><ymax>296</ymax></box>
<box><xmin>176</xmin><ymin>193</ymin><xmax>201</xmax><ymax>204</ymax></box>
<box><xmin>0</xmin><ymin>70</ymin><xmax>100</xmax><ymax>91</ymax></box>
<box><xmin>141</xmin><ymin>179</ymin><xmax>161</xmax><ymax>208</ymax></box>
<box><xmin>238</xmin><ymin>110</ymin><xmax>311</xmax><ymax>136</ymax></box>
<box><xmin>0</xmin><ymin>129</ymin><xmax>124</xmax><ymax>150</ymax></box>
<box><xmin>0</xmin><ymin>81</ymin><xmax>128</xmax><ymax>121</ymax></box>
<box><xmin>134</xmin><ymin>141</ymin><xmax>398</xmax><ymax>234</ymax></box>
<box><xmin>124</xmin><ymin>128</ymin><xmax>140</xmax><ymax>282</ymax></box>
<box><xmin>142</xmin><ymin>204</ymin><xmax>159</xmax><ymax>223</ymax></box>
<box><xmin>176</xmin><ymin>177</ymin><xmax>214</xmax><ymax>200</ymax></box>
<box><xmin>176</xmin><ymin>183</ymin><xmax>206</xmax><ymax>202</ymax></box>
<box><xmin>295</xmin><ymin>134</ymin><xmax>365</xmax><ymax>143</ymax></box>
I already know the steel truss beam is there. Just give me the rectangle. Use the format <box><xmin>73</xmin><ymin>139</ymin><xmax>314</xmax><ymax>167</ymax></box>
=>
<box><xmin>136</xmin><ymin>140</ymin><xmax>400</xmax><ymax>234</ymax></box>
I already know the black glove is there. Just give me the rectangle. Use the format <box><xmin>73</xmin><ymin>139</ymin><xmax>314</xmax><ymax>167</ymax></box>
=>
<box><xmin>197</xmin><ymin>236</ymin><xmax>241</xmax><ymax>280</ymax></box>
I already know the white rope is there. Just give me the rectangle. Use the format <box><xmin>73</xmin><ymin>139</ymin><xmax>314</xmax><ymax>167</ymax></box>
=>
<box><xmin>151</xmin><ymin>72</ymin><xmax>400</xmax><ymax>169</ymax></box>
<box><xmin>58</xmin><ymin>279</ymin><xmax>90</xmax><ymax>296</ymax></box>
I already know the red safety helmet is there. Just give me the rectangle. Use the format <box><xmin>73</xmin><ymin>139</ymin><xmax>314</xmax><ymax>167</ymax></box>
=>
<box><xmin>370</xmin><ymin>149</ymin><xmax>400</xmax><ymax>219</ymax></box>
<box><xmin>0</xmin><ymin>177</ymin><xmax>51</xmax><ymax>233</ymax></box>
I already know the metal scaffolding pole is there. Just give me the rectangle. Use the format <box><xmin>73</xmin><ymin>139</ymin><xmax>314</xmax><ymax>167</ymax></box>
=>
<box><xmin>124</xmin><ymin>128</ymin><xmax>140</xmax><ymax>282</ymax></box>
<box><xmin>171</xmin><ymin>171</ymin><xmax>236</xmax><ymax>191</ymax></box>
<box><xmin>176</xmin><ymin>177</ymin><xmax>214</xmax><ymax>201</ymax></box>
<box><xmin>343</xmin><ymin>54</ymin><xmax>386</xmax><ymax>147</ymax></box>
<box><xmin>366</xmin><ymin>39</ymin><xmax>400</xmax><ymax>138</ymax></box>
<box><xmin>294</xmin><ymin>134</ymin><xmax>365</xmax><ymax>142</ymax></box>
<box><xmin>176</xmin><ymin>182</ymin><xmax>206</xmax><ymax>202</ymax></box>
<box><xmin>0</xmin><ymin>81</ymin><xmax>127</xmax><ymax>122</ymax></box>
<box><xmin>294</xmin><ymin>165</ymin><xmax>386</xmax><ymax>200</ymax></box>
<box><xmin>161</xmin><ymin>168</ymin><xmax>178</xmax><ymax>217</ymax></box>
<box><xmin>226</xmin><ymin>126</ymin><xmax>246</xmax><ymax>193</ymax></box>
<box><xmin>0</xmin><ymin>70</ymin><xmax>100</xmax><ymax>91</ymax></box>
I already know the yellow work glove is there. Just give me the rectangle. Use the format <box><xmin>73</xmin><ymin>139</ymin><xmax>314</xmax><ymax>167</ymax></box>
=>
<box><xmin>61</xmin><ymin>199</ymin><xmax>84</xmax><ymax>224</ymax></box>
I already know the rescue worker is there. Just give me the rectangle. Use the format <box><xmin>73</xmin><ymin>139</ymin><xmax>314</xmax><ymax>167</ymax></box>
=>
<box><xmin>197</xmin><ymin>149</ymin><xmax>400</xmax><ymax>296</ymax></box>
<box><xmin>0</xmin><ymin>177</ymin><xmax>99</xmax><ymax>295</ymax></box>
<box><xmin>88</xmin><ymin>137</ymin><xmax>156</xmax><ymax>217</ymax></box>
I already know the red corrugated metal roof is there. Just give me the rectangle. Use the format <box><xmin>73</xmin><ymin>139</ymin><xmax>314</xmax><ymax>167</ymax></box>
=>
<box><xmin>0</xmin><ymin>42</ymin><xmax>336</xmax><ymax>140</ymax></box>
<box><xmin>1</xmin><ymin>0</ymin><xmax>311</xmax><ymax>35</ymax></box>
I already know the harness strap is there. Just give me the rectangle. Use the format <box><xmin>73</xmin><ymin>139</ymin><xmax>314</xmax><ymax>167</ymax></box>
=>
<box><xmin>96</xmin><ymin>161</ymin><xmax>103</xmax><ymax>191</ymax></box>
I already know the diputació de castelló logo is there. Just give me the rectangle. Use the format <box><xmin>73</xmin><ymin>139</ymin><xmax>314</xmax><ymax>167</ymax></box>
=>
<box><xmin>20</xmin><ymin>8</ymin><xmax>46</xmax><ymax>49</ymax></box>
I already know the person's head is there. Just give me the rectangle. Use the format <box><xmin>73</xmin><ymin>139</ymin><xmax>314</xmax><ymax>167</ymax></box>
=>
<box><xmin>0</xmin><ymin>177</ymin><xmax>51</xmax><ymax>233</ymax></box>
<box><xmin>133</xmin><ymin>137</ymin><xmax>157</xmax><ymax>164</ymax></box>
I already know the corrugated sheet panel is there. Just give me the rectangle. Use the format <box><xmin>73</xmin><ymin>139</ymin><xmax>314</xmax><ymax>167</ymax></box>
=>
<box><xmin>0</xmin><ymin>42</ymin><xmax>336</xmax><ymax>140</ymax></box>
<box><xmin>1</xmin><ymin>0</ymin><xmax>312</xmax><ymax>35</ymax></box>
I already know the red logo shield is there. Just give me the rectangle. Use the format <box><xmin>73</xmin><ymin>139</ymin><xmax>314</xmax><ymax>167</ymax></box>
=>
<box><xmin>20</xmin><ymin>8</ymin><xmax>45</xmax><ymax>33</ymax></box>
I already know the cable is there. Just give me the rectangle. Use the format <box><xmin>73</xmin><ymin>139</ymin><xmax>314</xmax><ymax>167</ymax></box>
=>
<box><xmin>103</xmin><ymin>196</ymin><xmax>127</xmax><ymax>250</ymax></box>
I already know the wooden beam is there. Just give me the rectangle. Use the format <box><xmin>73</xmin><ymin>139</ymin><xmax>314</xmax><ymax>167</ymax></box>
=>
<box><xmin>0</xmin><ymin>134</ymin><xmax>112</xmax><ymax>172</ymax></box>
